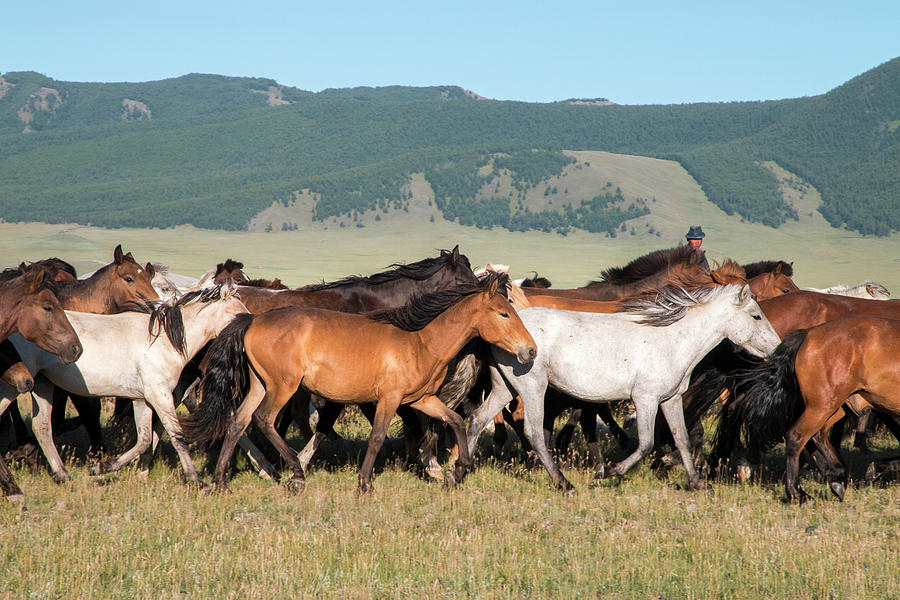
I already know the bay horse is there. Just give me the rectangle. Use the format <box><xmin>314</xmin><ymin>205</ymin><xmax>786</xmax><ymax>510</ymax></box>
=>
<box><xmin>0</xmin><ymin>267</ymin><xmax>83</xmax><ymax>501</ymax></box>
<box><xmin>0</xmin><ymin>245</ymin><xmax>160</xmax><ymax>457</ymax></box>
<box><xmin>465</xmin><ymin>285</ymin><xmax>780</xmax><ymax>493</ymax></box>
<box><xmin>2</xmin><ymin>285</ymin><xmax>247</xmax><ymax>485</ymax></box>
<box><xmin>181</xmin><ymin>273</ymin><xmax>536</xmax><ymax>494</ymax></box>
<box><xmin>701</xmin><ymin>291</ymin><xmax>900</xmax><ymax>480</ymax></box>
<box><xmin>738</xmin><ymin>315</ymin><xmax>900</xmax><ymax>503</ymax></box>
<box><xmin>522</xmin><ymin>246</ymin><xmax>711</xmax><ymax>301</ymax></box>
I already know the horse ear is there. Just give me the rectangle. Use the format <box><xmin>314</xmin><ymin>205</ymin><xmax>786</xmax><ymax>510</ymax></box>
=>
<box><xmin>124</xmin><ymin>251</ymin><xmax>134</xmax><ymax>262</ymax></box>
<box><xmin>145</xmin><ymin>262</ymin><xmax>155</xmax><ymax>276</ymax></box>
<box><xmin>113</xmin><ymin>244</ymin><xmax>124</xmax><ymax>264</ymax></box>
<box><xmin>710</xmin><ymin>269</ymin><xmax>724</xmax><ymax>285</ymax></box>
<box><xmin>28</xmin><ymin>267</ymin><xmax>46</xmax><ymax>292</ymax></box>
<box><xmin>488</xmin><ymin>276</ymin><xmax>499</xmax><ymax>298</ymax></box>
<box><xmin>17</xmin><ymin>262</ymin><xmax>27</xmax><ymax>273</ymax></box>
<box><xmin>450</xmin><ymin>245</ymin><xmax>460</xmax><ymax>265</ymax></box>
<box><xmin>738</xmin><ymin>284</ymin><xmax>752</xmax><ymax>304</ymax></box>
<box><xmin>774</xmin><ymin>262</ymin><xmax>783</xmax><ymax>276</ymax></box>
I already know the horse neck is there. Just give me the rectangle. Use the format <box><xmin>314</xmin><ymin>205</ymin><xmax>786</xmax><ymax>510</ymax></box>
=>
<box><xmin>603</xmin><ymin>268</ymin><xmax>675</xmax><ymax>298</ymax></box>
<box><xmin>57</xmin><ymin>272</ymin><xmax>116</xmax><ymax>313</ymax></box>
<box><xmin>0</xmin><ymin>286</ymin><xmax>26</xmax><ymax>340</ymax></box>
<box><xmin>655</xmin><ymin>298</ymin><xmax>735</xmax><ymax>369</ymax></box>
<box><xmin>179</xmin><ymin>302</ymin><xmax>233</xmax><ymax>358</ymax></box>
<box><xmin>414</xmin><ymin>295</ymin><xmax>483</xmax><ymax>365</ymax></box>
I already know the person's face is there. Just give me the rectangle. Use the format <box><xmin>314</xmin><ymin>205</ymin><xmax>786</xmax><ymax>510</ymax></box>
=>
<box><xmin>687</xmin><ymin>238</ymin><xmax>703</xmax><ymax>249</ymax></box>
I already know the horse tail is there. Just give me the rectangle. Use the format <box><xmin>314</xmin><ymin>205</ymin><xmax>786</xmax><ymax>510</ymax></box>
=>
<box><xmin>180</xmin><ymin>312</ymin><xmax>255</xmax><ymax>443</ymax></box>
<box><xmin>737</xmin><ymin>329</ymin><xmax>808</xmax><ymax>449</ymax></box>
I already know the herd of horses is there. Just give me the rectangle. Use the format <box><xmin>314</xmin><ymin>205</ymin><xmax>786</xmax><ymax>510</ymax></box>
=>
<box><xmin>0</xmin><ymin>242</ymin><xmax>897</xmax><ymax>507</ymax></box>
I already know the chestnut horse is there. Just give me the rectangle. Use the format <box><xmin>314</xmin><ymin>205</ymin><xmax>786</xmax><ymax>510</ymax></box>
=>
<box><xmin>182</xmin><ymin>273</ymin><xmax>536</xmax><ymax>494</ymax></box>
<box><xmin>738</xmin><ymin>315</ymin><xmax>900</xmax><ymax>503</ymax></box>
<box><xmin>0</xmin><ymin>267</ymin><xmax>82</xmax><ymax>501</ymax></box>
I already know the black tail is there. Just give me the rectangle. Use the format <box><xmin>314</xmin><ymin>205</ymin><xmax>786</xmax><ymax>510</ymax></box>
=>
<box><xmin>736</xmin><ymin>330</ymin><xmax>808</xmax><ymax>450</ymax></box>
<box><xmin>180</xmin><ymin>312</ymin><xmax>255</xmax><ymax>443</ymax></box>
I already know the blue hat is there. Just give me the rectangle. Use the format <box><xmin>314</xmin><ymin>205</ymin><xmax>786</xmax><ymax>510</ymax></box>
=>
<box><xmin>685</xmin><ymin>225</ymin><xmax>705</xmax><ymax>240</ymax></box>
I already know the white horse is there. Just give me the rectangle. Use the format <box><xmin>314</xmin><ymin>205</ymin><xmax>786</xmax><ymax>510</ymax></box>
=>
<box><xmin>465</xmin><ymin>284</ymin><xmax>781</xmax><ymax>492</ymax></box>
<box><xmin>802</xmin><ymin>281</ymin><xmax>890</xmax><ymax>300</ymax></box>
<box><xmin>1</xmin><ymin>285</ymin><xmax>247</xmax><ymax>484</ymax></box>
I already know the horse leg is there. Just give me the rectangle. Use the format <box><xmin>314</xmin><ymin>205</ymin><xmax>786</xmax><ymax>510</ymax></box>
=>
<box><xmin>9</xmin><ymin>402</ymin><xmax>35</xmax><ymax>448</ymax></box>
<box><xmin>784</xmin><ymin>407</ymin><xmax>834</xmax><ymax>505</ymax></box>
<box><xmin>579</xmin><ymin>407</ymin><xmax>604</xmax><ymax>468</ymax></box>
<box><xmin>143</xmin><ymin>388</ymin><xmax>202</xmax><ymax>485</ymax></box>
<box><xmin>810</xmin><ymin>429</ymin><xmax>847</xmax><ymax>501</ymax></box>
<box><xmin>252</xmin><ymin>385</ymin><xmax>306</xmax><ymax>493</ymax></box>
<box><xmin>853</xmin><ymin>405</ymin><xmax>873</xmax><ymax>454</ymax></box>
<box><xmin>298</xmin><ymin>399</ymin><xmax>343</xmax><ymax>471</ymax></box>
<box><xmin>70</xmin><ymin>394</ymin><xmax>105</xmax><ymax>455</ymax></box>
<box><xmin>29</xmin><ymin>378</ymin><xmax>70</xmax><ymax>483</ymax></box>
<box><xmin>518</xmin><ymin>385</ymin><xmax>574</xmax><ymax>493</ymax></box>
<box><xmin>659</xmin><ymin>394</ymin><xmax>702</xmax><ymax>490</ymax></box>
<box><xmin>409</xmin><ymin>395</ymin><xmax>470</xmax><ymax>485</ymax></box>
<box><xmin>213</xmin><ymin>374</ymin><xmax>267</xmax><ymax>491</ymax></box>
<box><xmin>594</xmin><ymin>403</ymin><xmax>630</xmax><ymax>452</ymax></box>
<box><xmin>93</xmin><ymin>399</ymin><xmax>153</xmax><ymax>476</ymax></box>
<box><xmin>465</xmin><ymin>366</ymin><xmax>514</xmax><ymax>459</ymax></box>
<box><xmin>358</xmin><ymin>396</ymin><xmax>402</xmax><ymax>494</ymax></box>
<box><xmin>0</xmin><ymin>395</ymin><xmax>23</xmax><ymax>501</ymax></box>
<box><xmin>491</xmin><ymin>411</ymin><xmax>508</xmax><ymax>458</ymax></box>
<box><xmin>605</xmin><ymin>394</ymin><xmax>660</xmax><ymax>480</ymax></box>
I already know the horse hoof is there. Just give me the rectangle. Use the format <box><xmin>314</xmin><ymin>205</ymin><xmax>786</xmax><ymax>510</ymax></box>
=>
<box><xmin>830</xmin><ymin>482</ymin><xmax>845</xmax><ymax>502</ymax></box>
<box><xmin>736</xmin><ymin>464</ymin><xmax>752</xmax><ymax>483</ymax></box>
<box><xmin>136</xmin><ymin>469</ymin><xmax>150</xmax><ymax>482</ymax></box>
<box><xmin>443</xmin><ymin>470</ymin><xmax>457</xmax><ymax>489</ymax></box>
<box><xmin>357</xmin><ymin>481</ymin><xmax>375</xmax><ymax>495</ymax></box>
<box><xmin>865</xmin><ymin>462</ymin><xmax>877</xmax><ymax>482</ymax></box>
<box><xmin>289</xmin><ymin>478</ymin><xmax>306</xmax><ymax>495</ymax></box>
<box><xmin>89</xmin><ymin>462</ymin><xmax>104</xmax><ymax>476</ymax></box>
<box><xmin>705</xmin><ymin>483</ymin><xmax>715</xmax><ymax>497</ymax></box>
<box><xmin>52</xmin><ymin>472</ymin><xmax>71</xmax><ymax>485</ymax></box>
<box><xmin>5</xmin><ymin>494</ymin><xmax>26</xmax><ymax>510</ymax></box>
<box><xmin>562</xmin><ymin>484</ymin><xmax>576</xmax><ymax>497</ymax></box>
<box><xmin>425</xmin><ymin>466</ymin><xmax>445</xmax><ymax>482</ymax></box>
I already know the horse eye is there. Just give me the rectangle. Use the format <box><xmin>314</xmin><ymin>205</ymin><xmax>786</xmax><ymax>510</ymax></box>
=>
<box><xmin>125</xmin><ymin>277</ymin><xmax>134</xmax><ymax>283</ymax></box>
<box><xmin>752</xmin><ymin>314</ymin><xmax>762</xmax><ymax>320</ymax></box>
<box><xmin>499</xmin><ymin>312</ymin><xmax>510</xmax><ymax>319</ymax></box>
<box><xmin>43</xmin><ymin>305</ymin><xmax>53</xmax><ymax>312</ymax></box>
<box><xmin>782</xmin><ymin>289</ymin><xmax>790</xmax><ymax>294</ymax></box>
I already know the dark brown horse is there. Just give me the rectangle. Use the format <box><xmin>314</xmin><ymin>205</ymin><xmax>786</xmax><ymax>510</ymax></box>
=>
<box><xmin>182</xmin><ymin>274</ymin><xmax>536</xmax><ymax>493</ymax></box>
<box><xmin>0</xmin><ymin>267</ymin><xmax>82</xmax><ymax>501</ymax></box>
<box><xmin>522</xmin><ymin>246</ymin><xmax>710</xmax><ymax>301</ymax></box>
<box><xmin>739</xmin><ymin>315</ymin><xmax>900</xmax><ymax>503</ymax></box>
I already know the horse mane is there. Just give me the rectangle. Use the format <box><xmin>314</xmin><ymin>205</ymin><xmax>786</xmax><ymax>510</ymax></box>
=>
<box><xmin>244</xmin><ymin>277</ymin><xmax>288</xmax><ymax>290</ymax></box>
<box><xmin>711</xmin><ymin>259</ymin><xmax>747</xmax><ymax>282</ymax></box>
<box><xmin>0</xmin><ymin>257</ymin><xmax>78</xmax><ymax>283</ymax></box>
<box><xmin>303</xmin><ymin>249</ymin><xmax>472</xmax><ymax>291</ymax></box>
<box><xmin>519</xmin><ymin>273</ymin><xmax>553</xmax><ymax>288</ymax></box>
<box><xmin>742</xmin><ymin>260</ymin><xmax>793</xmax><ymax>278</ymax></box>
<box><xmin>597</xmin><ymin>246</ymin><xmax>700</xmax><ymax>285</ymax></box>
<box><xmin>369</xmin><ymin>272</ymin><xmax>509</xmax><ymax>332</ymax></box>
<box><xmin>150</xmin><ymin>262</ymin><xmax>169</xmax><ymax>275</ymax></box>
<box><xmin>617</xmin><ymin>285</ymin><xmax>723</xmax><ymax>327</ymax></box>
<box><xmin>124</xmin><ymin>284</ymin><xmax>233</xmax><ymax>356</ymax></box>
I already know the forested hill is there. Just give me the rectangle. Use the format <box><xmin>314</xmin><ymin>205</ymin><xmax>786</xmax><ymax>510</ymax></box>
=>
<box><xmin>1</xmin><ymin>58</ymin><xmax>898</xmax><ymax>235</ymax></box>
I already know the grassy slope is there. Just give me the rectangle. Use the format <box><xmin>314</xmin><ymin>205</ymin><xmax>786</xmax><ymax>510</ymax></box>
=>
<box><xmin>3</xmin><ymin>150</ymin><xmax>898</xmax><ymax>292</ymax></box>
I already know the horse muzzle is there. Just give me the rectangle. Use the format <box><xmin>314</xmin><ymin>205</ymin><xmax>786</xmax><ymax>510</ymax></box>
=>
<box><xmin>516</xmin><ymin>345</ymin><xmax>538</xmax><ymax>364</ymax></box>
<box><xmin>59</xmin><ymin>341</ymin><xmax>83</xmax><ymax>365</ymax></box>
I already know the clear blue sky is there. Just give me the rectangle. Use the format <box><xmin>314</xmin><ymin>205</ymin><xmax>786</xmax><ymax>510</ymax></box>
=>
<box><xmin>3</xmin><ymin>1</ymin><xmax>897</xmax><ymax>105</ymax></box>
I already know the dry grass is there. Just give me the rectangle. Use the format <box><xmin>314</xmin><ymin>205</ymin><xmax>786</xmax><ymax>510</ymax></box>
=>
<box><xmin>2</xmin><ymin>412</ymin><xmax>900</xmax><ymax>599</ymax></box>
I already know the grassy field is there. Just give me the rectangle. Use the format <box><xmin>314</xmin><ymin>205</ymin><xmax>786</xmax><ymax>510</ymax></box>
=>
<box><xmin>2</xmin><ymin>155</ymin><xmax>900</xmax><ymax>598</ymax></box>
<box><xmin>1</xmin><ymin>409</ymin><xmax>899</xmax><ymax>599</ymax></box>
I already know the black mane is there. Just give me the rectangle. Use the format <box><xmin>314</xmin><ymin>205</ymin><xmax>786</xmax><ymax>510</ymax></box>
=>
<box><xmin>369</xmin><ymin>273</ymin><xmax>508</xmax><ymax>331</ymax></box>
<box><xmin>598</xmin><ymin>246</ymin><xmax>701</xmax><ymax>285</ymax></box>
<box><xmin>125</xmin><ymin>285</ymin><xmax>230</xmax><ymax>355</ymax></box>
<box><xmin>303</xmin><ymin>249</ymin><xmax>472</xmax><ymax>291</ymax></box>
<box><xmin>742</xmin><ymin>260</ymin><xmax>794</xmax><ymax>278</ymax></box>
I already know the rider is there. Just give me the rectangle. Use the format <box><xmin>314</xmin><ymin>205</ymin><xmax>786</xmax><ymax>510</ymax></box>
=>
<box><xmin>685</xmin><ymin>225</ymin><xmax>710</xmax><ymax>269</ymax></box>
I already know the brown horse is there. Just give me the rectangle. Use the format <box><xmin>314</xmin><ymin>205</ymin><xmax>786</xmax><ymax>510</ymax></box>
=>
<box><xmin>743</xmin><ymin>260</ymin><xmax>799</xmax><ymax>299</ymax></box>
<box><xmin>0</xmin><ymin>245</ymin><xmax>159</xmax><ymax>457</ymax></box>
<box><xmin>0</xmin><ymin>267</ymin><xmax>82</xmax><ymax>500</ymax></box>
<box><xmin>182</xmin><ymin>274</ymin><xmax>536</xmax><ymax>493</ymax></box>
<box><xmin>705</xmin><ymin>291</ymin><xmax>900</xmax><ymax>478</ymax></box>
<box><xmin>739</xmin><ymin>315</ymin><xmax>900</xmax><ymax>503</ymax></box>
<box><xmin>522</xmin><ymin>246</ymin><xmax>710</xmax><ymax>302</ymax></box>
